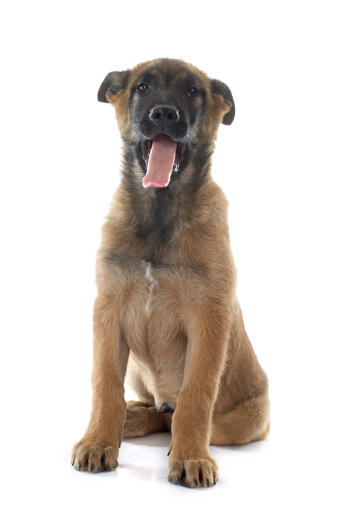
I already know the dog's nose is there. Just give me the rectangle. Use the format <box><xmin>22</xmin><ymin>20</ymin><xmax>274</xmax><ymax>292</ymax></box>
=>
<box><xmin>149</xmin><ymin>105</ymin><xmax>180</xmax><ymax>125</ymax></box>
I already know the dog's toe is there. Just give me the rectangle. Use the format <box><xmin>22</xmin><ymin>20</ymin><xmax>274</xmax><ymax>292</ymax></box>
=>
<box><xmin>71</xmin><ymin>442</ymin><xmax>118</xmax><ymax>473</ymax></box>
<box><xmin>168</xmin><ymin>457</ymin><xmax>218</xmax><ymax>489</ymax></box>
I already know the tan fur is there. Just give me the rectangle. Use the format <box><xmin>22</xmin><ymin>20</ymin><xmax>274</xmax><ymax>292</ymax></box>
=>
<box><xmin>72</xmin><ymin>59</ymin><xmax>269</xmax><ymax>488</ymax></box>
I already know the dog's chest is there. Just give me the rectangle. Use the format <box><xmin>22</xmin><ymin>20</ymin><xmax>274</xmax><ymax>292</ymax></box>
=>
<box><xmin>143</xmin><ymin>262</ymin><xmax>159</xmax><ymax>315</ymax></box>
<box><xmin>124</xmin><ymin>259</ymin><xmax>184</xmax><ymax>336</ymax></box>
<box><xmin>114</xmin><ymin>256</ymin><xmax>191</xmax><ymax>352</ymax></box>
<box><xmin>101</xmin><ymin>252</ymin><xmax>205</xmax><ymax>405</ymax></box>
<box><xmin>102</xmin><ymin>253</ymin><xmax>203</xmax><ymax>351</ymax></box>
<box><xmin>121</xmin><ymin>259</ymin><xmax>187</xmax><ymax>404</ymax></box>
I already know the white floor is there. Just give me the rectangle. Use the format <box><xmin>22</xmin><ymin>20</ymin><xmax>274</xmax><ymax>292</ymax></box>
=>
<box><xmin>55</xmin><ymin>431</ymin><xmax>343</xmax><ymax>510</ymax></box>
<box><xmin>4</xmin><ymin>382</ymin><xmax>343</xmax><ymax>511</ymax></box>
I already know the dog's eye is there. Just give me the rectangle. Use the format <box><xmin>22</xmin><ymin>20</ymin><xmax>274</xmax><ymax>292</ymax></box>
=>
<box><xmin>137</xmin><ymin>83</ymin><xmax>151</xmax><ymax>93</ymax></box>
<box><xmin>186</xmin><ymin>86</ymin><xmax>200</xmax><ymax>97</ymax></box>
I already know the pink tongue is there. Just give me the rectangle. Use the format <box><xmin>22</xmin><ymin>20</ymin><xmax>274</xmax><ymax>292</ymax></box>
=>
<box><xmin>143</xmin><ymin>134</ymin><xmax>177</xmax><ymax>188</ymax></box>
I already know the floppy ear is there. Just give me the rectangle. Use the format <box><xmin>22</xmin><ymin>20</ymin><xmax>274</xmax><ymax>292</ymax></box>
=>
<box><xmin>210</xmin><ymin>79</ymin><xmax>235</xmax><ymax>125</ymax></box>
<box><xmin>97</xmin><ymin>70</ymin><xmax>130</xmax><ymax>103</ymax></box>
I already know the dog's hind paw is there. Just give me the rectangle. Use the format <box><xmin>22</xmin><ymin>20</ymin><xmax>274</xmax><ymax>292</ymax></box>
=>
<box><xmin>124</xmin><ymin>401</ymin><xmax>169</xmax><ymax>437</ymax></box>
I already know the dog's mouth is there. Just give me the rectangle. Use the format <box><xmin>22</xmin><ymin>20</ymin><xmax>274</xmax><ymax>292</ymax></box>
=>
<box><xmin>141</xmin><ymin>135</ymin><xmax>186</xmax><ymax>188</ymax></box>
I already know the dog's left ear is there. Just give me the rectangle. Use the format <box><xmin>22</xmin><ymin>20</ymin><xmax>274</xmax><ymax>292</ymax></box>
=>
<box><xmin>210</xmin><ymin>79</ymin><xmax>235</xmax><ymax>125</ymax></box>
<box><xmin>98</xmin><ymin>70</ymin><xmax>130</xmax><ymax>103</ymax></box>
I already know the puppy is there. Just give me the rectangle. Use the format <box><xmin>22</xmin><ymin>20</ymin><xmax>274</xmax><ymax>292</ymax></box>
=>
<box><xmin>72</xmin><ymin>58</ymin><xmax>269</xmax><ymax>488</ymax></box>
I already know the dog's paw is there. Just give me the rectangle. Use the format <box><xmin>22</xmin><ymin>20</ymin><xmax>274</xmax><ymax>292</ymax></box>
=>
<box><xmin>168</xmin><ymin>456</ymin><xmax>218</xmax><ymax>488</ymax></box>
<box><xmin>71</xmin><ymin>442</ymin><xmax>119</xmax><ymax>473</ymax></box>
<box><xmin>124</xmin><ymin>401</ymin><xmax>158</xmax><ymax>437</ymax></box>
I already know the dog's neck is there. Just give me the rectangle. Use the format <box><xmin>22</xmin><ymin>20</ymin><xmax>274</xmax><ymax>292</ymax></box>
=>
<box><xmin>118</xmin><ymin>143</ymin><xmax>214</xmax><ymax>257</ymax></box>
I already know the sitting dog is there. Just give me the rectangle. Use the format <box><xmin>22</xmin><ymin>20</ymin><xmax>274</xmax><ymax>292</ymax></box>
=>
<box><xmin>71</xmin><ymin>58</ymin><xmax>270</xmax><ymax>488</ymax></box>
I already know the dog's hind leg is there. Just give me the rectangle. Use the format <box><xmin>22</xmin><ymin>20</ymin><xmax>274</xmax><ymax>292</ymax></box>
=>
<box><xmin>124</xmin><ymin>401</ymin><xmax>172</xmax><ymax>438</ymax></box>
<box><xmin>210</xmin><ymin>393</ymin><xmax>270</xmax><ymax>445</ymax></box>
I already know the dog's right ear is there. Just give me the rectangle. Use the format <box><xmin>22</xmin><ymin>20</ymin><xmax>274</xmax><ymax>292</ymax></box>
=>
<box><xmin>210</xmin><ymin>79</ymin><xmax>235</xmax><ymax>125</ymax></box>
<box><xmin>97</xmin><ymin>70</ymin><xmax>130</xmax><ymax>103</ymax></box>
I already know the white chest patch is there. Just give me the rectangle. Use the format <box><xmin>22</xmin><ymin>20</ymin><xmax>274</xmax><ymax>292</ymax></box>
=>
<box><xmin>144</xmin><ymin>262</ymin><xmax>158</xmax><ymax>314</ymax></box>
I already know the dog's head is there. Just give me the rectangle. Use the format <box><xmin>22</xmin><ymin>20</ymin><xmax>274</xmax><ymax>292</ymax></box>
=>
<box><xmin>98</xmin><ymin>59</ymin><xmax>234</xmax><ymax>189</ymax></box>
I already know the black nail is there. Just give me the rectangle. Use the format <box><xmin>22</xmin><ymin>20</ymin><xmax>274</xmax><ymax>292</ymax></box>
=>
<box><xmin>207</xmin><ymin>480</ymin><xmax>211</xmax><ymax>487</ymax></box>
<box><xmin>119</xmin><ymin>441</ymin><xmax>122</xmax><ymax>448</ymax></box>
<box><xmin>167</xmin><ymin>449</ymin><xmax>171</xmax><ymax>456</ymax></box>
<box><xmin>160</xmin><ymin>402</ymin><xmax>172</xmax><ymax>413</ymax></box>
<box><xmin>194</xmin><ymin>478</ymin><xmax>198</xmax><ymax>487</ymax></box>
<box><xmin>90</xmin><ymin>463</ymin><xmax>94</xmax><ymax>472</ymax></box>
<box><xmin>77</xmin><ymin>463</ymin><xmax>81</xmax><ymax>471</ymax></box>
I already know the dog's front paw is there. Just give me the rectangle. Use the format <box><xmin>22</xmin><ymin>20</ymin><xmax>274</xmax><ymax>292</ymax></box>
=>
<box><xmin>71</xmin><ymin>441</ymin><xmax>119</xmax><ymax>473</ymax></box>
<box><xmin>168</xmin><ymin>453</ymin><xmax>218</xmax><ymax>488</ymax></box>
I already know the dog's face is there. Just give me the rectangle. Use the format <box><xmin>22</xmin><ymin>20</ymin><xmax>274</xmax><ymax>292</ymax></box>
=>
<box><xmin>98</xmin><ymin>59</ymin><xmax>234</xmax><ymax>189</ymax></box>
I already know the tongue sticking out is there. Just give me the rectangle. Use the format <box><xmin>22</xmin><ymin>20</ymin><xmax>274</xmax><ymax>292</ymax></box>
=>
<box><xmin>143</xmin><ymin>134</ymin><xmax>177</xmax><ymax>188</ymax></box>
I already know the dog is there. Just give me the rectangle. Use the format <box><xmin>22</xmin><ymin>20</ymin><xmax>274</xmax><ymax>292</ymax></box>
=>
<box><xmin>71</xmin><ymin>58</ymin><xmax>269</xmax><ymax>488</ymax></box>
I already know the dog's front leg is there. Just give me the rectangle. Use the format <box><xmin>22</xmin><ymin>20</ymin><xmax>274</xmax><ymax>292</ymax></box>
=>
<box><xmin>72</xmin><ymin>295</ymin><xmax>129</xmax><ymax>472</ymax></box>
<box><xmin>168</xmin><ymin>307</ymin><xmax>229</xmax><ymax>488</ymax></box>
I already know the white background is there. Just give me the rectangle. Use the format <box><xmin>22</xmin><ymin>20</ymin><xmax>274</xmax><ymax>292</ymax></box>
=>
<box><xmin>0</xmin><ymin>1</ymin><xmax>346</xmax><ymax>509</ymax></box>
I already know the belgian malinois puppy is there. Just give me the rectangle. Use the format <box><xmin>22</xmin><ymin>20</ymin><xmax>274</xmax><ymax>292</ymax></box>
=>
<box><xmin>71</xmin><ymin>58</ymin><xmax>269</xmax><ymax>488</ymax></box>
